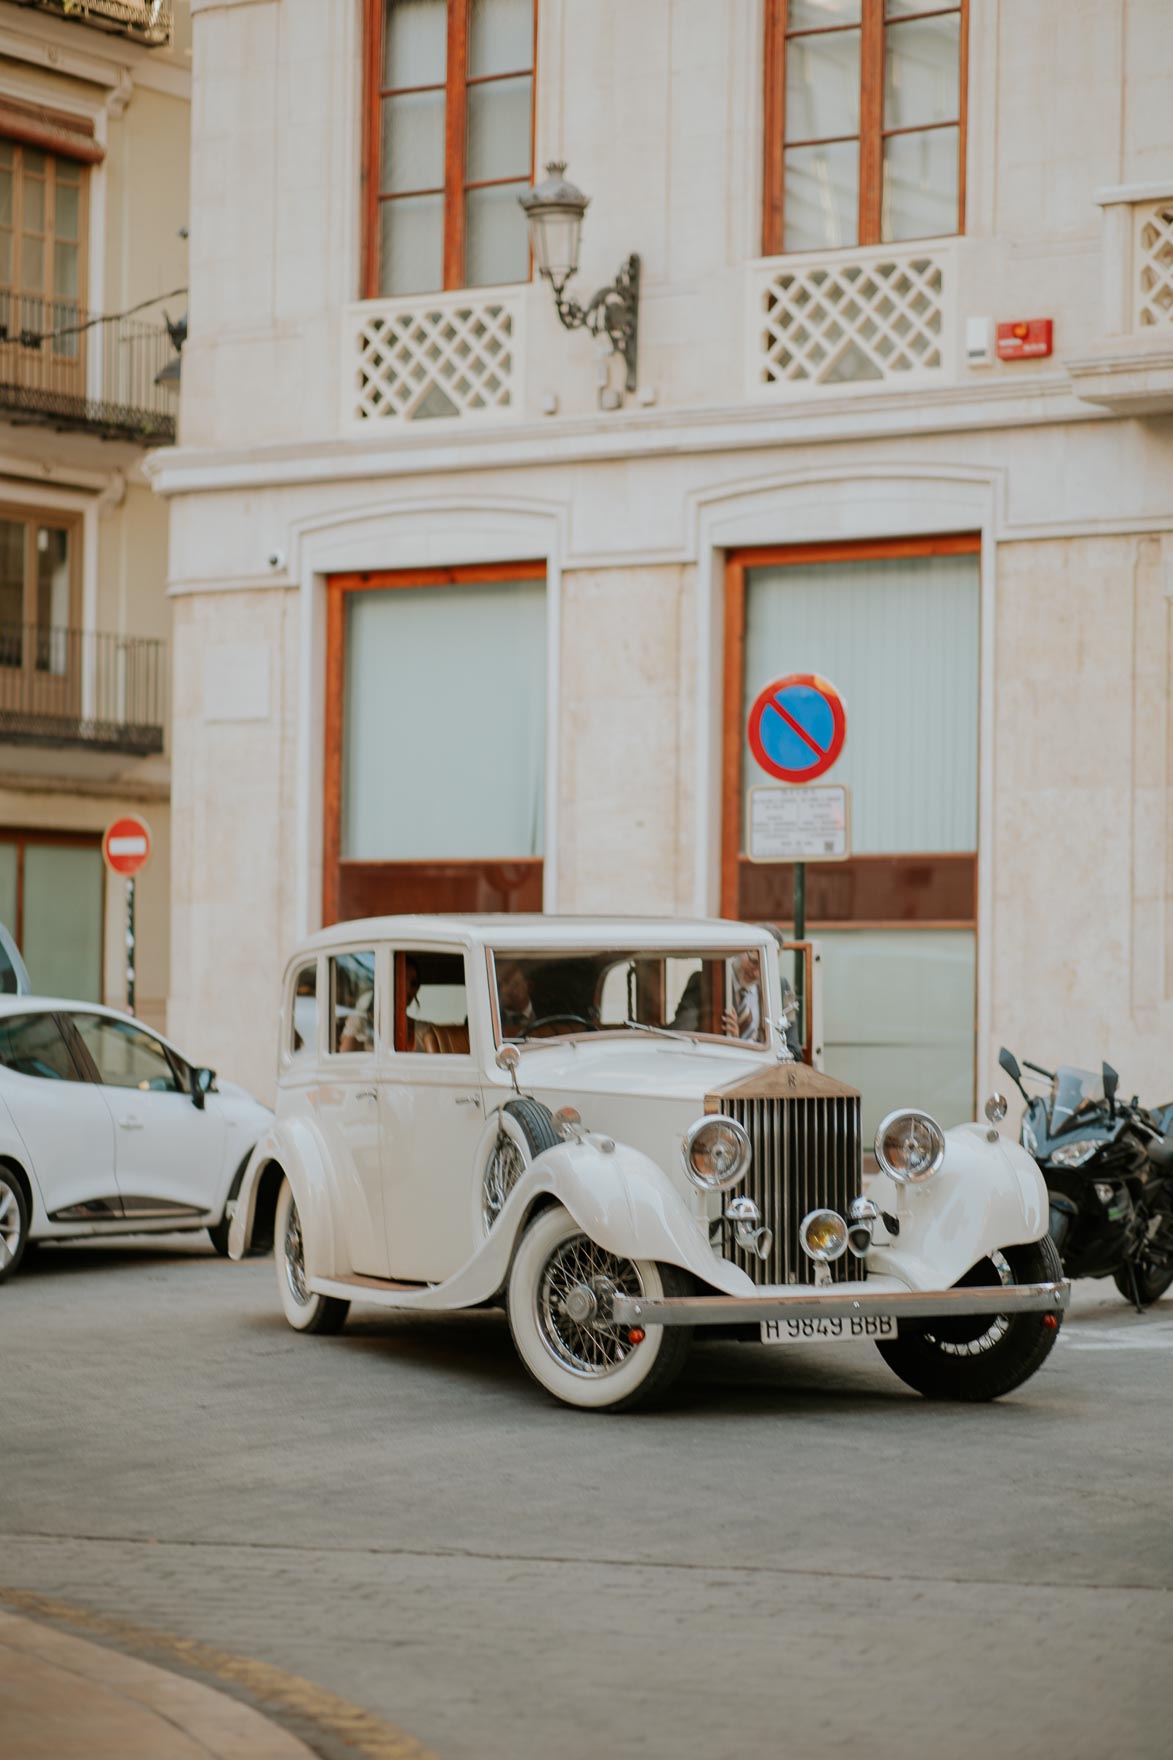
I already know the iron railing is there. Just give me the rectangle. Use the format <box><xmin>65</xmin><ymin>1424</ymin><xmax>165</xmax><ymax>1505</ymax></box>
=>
<box><xmin>0</xmin><ymin>293</ymin><xmax>178</xmax><ymax>443</ymax></box>
<box><xmin>0</xmin><ymin>624</ymin><xmax>166</xmax><ymax>755</ymax></box>
<box><xmin>14</xmin><ymin>2</ymin><xmax>173</xmax><ymax>48</ymax></box>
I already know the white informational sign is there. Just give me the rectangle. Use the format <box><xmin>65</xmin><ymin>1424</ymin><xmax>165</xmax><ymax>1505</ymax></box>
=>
<box><xmin>747</xmin><ymin>784</ymin><xmax>850</xmax><ymax>862</ymax></box>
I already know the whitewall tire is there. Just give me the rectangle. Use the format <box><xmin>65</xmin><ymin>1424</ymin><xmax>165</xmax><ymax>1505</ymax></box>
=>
<box><xmin>507</xmin><ymin>1203</ymin><xmax>693</xmax><ymax>1411</ymax></box>
<box><xmin>274</xmin><ymin>1177</ymin><xmax>349</xmax><ymax>1336</ymax></box>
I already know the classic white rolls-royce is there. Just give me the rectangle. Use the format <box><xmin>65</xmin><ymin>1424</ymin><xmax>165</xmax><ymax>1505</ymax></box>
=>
<box><xmin>229</xmin><ymin>915</ymin><xmax>1068</xmax><ymax>1412</ymax></box>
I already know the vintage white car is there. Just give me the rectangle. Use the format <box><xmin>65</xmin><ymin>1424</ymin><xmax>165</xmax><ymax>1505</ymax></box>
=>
<box><xmin>229</xmin><ymin>915</ymin><xmax>1069</xmax><ymax>1412</ymax></box>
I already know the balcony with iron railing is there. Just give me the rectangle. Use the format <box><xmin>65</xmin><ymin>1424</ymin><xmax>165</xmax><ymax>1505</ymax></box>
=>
<box><xmin>14</xmin><ymin>1</ymin><xmax>173</xmax><ymax>48</ymax></box>
<box><xmin>0</xmin><ymin>293</ymin><xmax>179</xmax><ymax>443</ymax></box>
<box><xmin>0</xmin><ymin>624</ymin><xmax>166</xmax><ymax>755</ymax></box>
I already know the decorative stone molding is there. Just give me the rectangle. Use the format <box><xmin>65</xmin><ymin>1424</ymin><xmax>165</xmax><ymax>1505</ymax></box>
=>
<box><xmin>1069</xmin><ymin>191</ymin><xmax>1173</xmax><ymax>413</ymax></box>
<box><xmin>343</xmin><ymin>290</ymin><xmax>524</xmax><ymax>429</ymax></box>
<box><xmin>747</xmin><ymin>241</ymin><xmax>955</xmax><ymax>396</ymax></box>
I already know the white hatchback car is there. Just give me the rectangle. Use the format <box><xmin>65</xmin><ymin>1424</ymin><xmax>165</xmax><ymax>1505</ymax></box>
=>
<box><xmin>0</xmin><ymin>999</ymin><xmax>271</xmax><ymax>1282</ymax></box>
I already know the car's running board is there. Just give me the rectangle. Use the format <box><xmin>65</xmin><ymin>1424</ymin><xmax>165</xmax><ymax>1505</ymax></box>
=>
<box><xmin>611</xmin><ymin>1280</ymin><xmax>1071</xmax><ymax>1329</ymax></box>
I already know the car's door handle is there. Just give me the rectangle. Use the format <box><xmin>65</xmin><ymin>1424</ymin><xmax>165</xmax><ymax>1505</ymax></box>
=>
<box><xmin>355</xmin><ymin>1088</ymin><xmax>377</xmax><ymax>1101</ymax></box>
<box><xmin>454</xmin><ymin>1094</ymin><xmax>481</xmax><ymax>1108</ymax></box>
<box><xmin>118</xmin><ymin>1116</ymin><xmax>144</xmax><ymax>1131</ymax></box>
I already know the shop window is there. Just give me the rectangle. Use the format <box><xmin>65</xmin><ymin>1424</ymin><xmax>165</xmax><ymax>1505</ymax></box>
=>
<box><xmin>363</xmin><ymin>0</ymin><xmax>537</xmax><ymax>296</ymax></box>
<box><xmin>762</xmin><ymin>0</ymin><xmax>967</xmax><ymax>254</ymax></box>
<box><xmin>324</xmin><ymin>561</ymin><xmax>547</xmax><ymax>923</ymax></box>
<box><xmin>0</xmin><ymin>833</ymin><xmax>102</xmax><ymax>1002</ymax></box>
<box><xmin>723</xmin><ymin>535</ymin><xmax>980</xmax><ymax>1134</ymax></box>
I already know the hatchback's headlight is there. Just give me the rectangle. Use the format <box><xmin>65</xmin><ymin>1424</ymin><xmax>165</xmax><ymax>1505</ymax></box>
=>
<box><xmin>1050</xmin><ymin>1138</ymin><xmax>1101</xmax><ymax>1169</ymax></box>
<box><xmin>682</xmin><ymin>1115</ymin><xmax>751</xmax><ymax>1191</ymax></box>
<box><xmin>875</xmin><ymin>1109</ymin><xmax>946</xmax><ymax>1184</ymax></box>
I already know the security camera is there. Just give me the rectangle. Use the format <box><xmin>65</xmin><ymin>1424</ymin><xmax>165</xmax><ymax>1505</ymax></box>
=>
<box><xmin>267</xmin><ymin>549</ymin><xmax>285</xmax><ymax>570</ymax></box>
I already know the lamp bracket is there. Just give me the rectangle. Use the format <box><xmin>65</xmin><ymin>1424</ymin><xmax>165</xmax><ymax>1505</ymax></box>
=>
<box><xmin>550</xmin><ymin>253</ymin><xmax>640</xmax><ymax>395</ymax></box>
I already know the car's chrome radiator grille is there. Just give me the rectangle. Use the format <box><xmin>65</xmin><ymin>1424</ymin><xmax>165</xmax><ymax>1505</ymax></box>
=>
<box><xmin>717</xmin><ymin>1091</ymin><xmax>863</xmax><ymax>1286</ymax></box>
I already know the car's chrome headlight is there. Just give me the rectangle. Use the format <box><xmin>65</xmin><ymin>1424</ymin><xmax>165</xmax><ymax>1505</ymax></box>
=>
<box><xmin>875</xmin><ymin>1109</ymin><xmax>946</xmax><ymax>1184</ymax></box>
<box><xmin>682</xmin><ymin>1115</ymin><xmax>751</xmax><ymax>1191</ymax></box>
<box><xmin>799</xmin><ymin>1208</ymin><xmax>848</xmax><ymax>1263</ymax></box>
<box><xmin>1050</xmin><ymin>1138</ymin><xmax>1101</xmax><ymax>1169</ymax></box>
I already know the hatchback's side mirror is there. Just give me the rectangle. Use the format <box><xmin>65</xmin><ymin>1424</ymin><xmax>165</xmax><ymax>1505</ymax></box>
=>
<box><xmin>1103</xmin><ymin>1062</ymin><xmax>1119</xmax><ymax>1108</ymax></box>
<box><xmin>192</xmin><ymin>1066</ymin><xmax>215</xmax><ymax>1110</ymax></box>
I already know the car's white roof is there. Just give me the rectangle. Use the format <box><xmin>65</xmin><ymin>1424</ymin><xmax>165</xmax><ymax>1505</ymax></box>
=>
<box><xmin>0</xmin><ymin>995</ymin><xmax>136</xmax><ymax>1019</ymax></box>
<box><xmin>295</xmin><ymin>914</ymin><xmax>775</xmax><ymax>957</ymax></box>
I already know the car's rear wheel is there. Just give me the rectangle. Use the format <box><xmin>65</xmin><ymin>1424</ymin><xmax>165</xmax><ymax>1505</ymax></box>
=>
<box><xmin>507</xmin><ymin>1203</ymin><xmax>692</xmax><ymax>1411</ymax></box>
<box><xmin>876</xmin><ymin>1236</ymin><xmax>1063</xmax><ymax>1401</ymax></box>
<box><xmin>0</xmin><ymin>1167</ymin><xmax>29</xmax><ymax>1284</ymax></box>
<box><xmin>274</xmin><ymin>1178</ymin><xmax>349</xmax><ymax>1335</ymax></box>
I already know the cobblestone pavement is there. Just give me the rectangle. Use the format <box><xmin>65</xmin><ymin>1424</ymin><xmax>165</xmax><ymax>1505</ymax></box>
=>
<box><xmin>5</xmin><ymin>1236</ymin><xmax>1173</xmax><ymax>1760</ymax></box>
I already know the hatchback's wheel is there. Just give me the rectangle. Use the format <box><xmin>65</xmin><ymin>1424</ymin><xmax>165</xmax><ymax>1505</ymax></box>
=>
<box><xmin>877</xmin><ymin>1236</ymin><xmax>1064</xmax><ymax>1401</ymax></box>
<box><xmin>274</xmin><ymin>1178</ymin><xmax>349</xmax><ymax>1335</ymax></box>
<box><xmin>507</xmin><ymin>1203</ymin><xmax>692</xmax><ymax>1411</ymax></box>
<box><xmin>0</xmin><ymin>1168</ymin><xmax>29</xmax><ymax>1284</ymax></box>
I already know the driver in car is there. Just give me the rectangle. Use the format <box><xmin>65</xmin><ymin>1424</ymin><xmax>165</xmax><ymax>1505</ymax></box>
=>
<box><xmin>497</xmin><ymin>960</ymin><xmax>535</xmax><ymax>1037</ymax></box>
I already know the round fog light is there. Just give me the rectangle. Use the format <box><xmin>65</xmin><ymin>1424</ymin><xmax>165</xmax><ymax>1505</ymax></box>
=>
<box><xmin>875</xmin><ymin>1109</ymin><xmax>946</xmax><ymax>1184</ymax></box>
<box><xmin>799</xmin><ymin>1208</ymin><xmax>848</xmax><ymax>1263</ymax></box>
<box><xmin>682</xmin><ymin>1115</ymin><xmax>751</xmax><ymax>1191</ymax></box>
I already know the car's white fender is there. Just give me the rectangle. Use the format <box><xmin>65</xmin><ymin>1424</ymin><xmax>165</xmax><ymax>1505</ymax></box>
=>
<box><xmin>867</xmin><ymin>1123</ymin><xmax>1049</xmax><ymax>1291</ymax></box>
<box><xmin>228</xmin><ymin>1116</ymin><xmax>341</xmax><ymax>1279</ymax></box>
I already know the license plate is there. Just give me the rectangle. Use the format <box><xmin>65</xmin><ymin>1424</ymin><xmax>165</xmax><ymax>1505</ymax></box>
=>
<box><xmin>760</xmin><ymin>1314</ymin><xmax>898</xmax><ymax>1344</ymax></box>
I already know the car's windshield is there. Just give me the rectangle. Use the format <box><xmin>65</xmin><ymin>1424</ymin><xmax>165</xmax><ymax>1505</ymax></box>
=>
<box><xmin>490</xmin><ymin>948</ymin><xmax>771</xmax><ymax>1046</ymax></box>
<box><xmin>1049</xmin><ymin>1065</ymin><xmax>1104</xmax><ymax>1132</ymax></box>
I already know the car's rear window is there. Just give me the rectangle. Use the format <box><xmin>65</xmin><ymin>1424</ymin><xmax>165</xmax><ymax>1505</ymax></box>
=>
<box><xmin>0</xmin><ymin>1013</ymin><xmax>84</xmax><ymax>1081</ymax></box>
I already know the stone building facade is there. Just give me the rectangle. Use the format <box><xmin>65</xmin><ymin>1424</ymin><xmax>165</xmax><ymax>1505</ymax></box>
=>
<box><xmin>155</xmin><ymin>0</ymin><xmax>1173</xmax><ymax>1118</ymax></box>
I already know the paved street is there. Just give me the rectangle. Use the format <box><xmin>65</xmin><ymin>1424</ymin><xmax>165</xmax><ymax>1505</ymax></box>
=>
<box><xmin>4</xmin><ymin>1235</ymin><xmax>1172</xmax><ymax>1760</ymax></box>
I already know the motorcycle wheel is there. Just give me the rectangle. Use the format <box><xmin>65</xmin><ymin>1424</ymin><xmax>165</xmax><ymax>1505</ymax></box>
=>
<box><xmin>1112</xmin><ymin>1258</ymin><xmax>1173</xmax><ymax>1307</ymax></box>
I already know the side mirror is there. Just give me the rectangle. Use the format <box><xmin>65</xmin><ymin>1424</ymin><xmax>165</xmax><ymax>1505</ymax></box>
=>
<box><xmin>998</xmin><ymin>1046</ymin><xmax>1021</xmax><ymax>1082</ymax></box>
<box><xmin>192</xmin><ymin>1066</ymin><xmax>215</xmax><ymax>1110</ymax></box>
<box><xmin>495</xmin><ymin>1044</ymin><xmax>521</xmax><ymax>1094</ymax></box>
<box><xmin>1103</xmin><ymin>1062</ymin><xmax>1119</xmax><ymax>1107</ymax></box>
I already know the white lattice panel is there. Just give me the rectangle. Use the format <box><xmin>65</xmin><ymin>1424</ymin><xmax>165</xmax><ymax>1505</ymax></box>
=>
<box><xmin>749</xmin><ymin>245</ymin><xmax>951</xmax><ymax>395</ymax></box>
<box><xmin>345</xmin><ymin>291</ymin><xmax>523</xmax><ymax>427</ymax></box>
<box><xmin>1136</xmin><ymin>203</ymin><xmax>1173</xmax><ymax>328</ymax></box>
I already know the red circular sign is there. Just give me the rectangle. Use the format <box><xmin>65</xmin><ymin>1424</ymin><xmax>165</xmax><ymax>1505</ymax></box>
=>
<box><xmin>747</xmin><ymin>673</ymin><xmax>847</xmax><ymax>783</ymax></box>
<box><xmin>102</xmin><ymin>815</ymin><xmax>152</xmax><ymax>878</ymax></box>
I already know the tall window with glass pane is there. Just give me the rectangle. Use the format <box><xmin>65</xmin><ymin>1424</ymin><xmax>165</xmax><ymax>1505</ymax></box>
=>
<box><xmin>769</xmin><ymin>0</ymin><xmax>963</xmax><ymax>253</ymax></box>
<box><xmin>0</xmin><ymin>142</ymin><xmax>84</xmax><ymax>350</ymax></box>
<box><xmin>370</xmin><ymin>0</ymin><xmax>535</xmax><ymax>296</ymax></box>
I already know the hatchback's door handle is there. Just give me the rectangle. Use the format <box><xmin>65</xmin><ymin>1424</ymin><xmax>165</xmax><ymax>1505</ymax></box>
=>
<box><xmin>118</xmin><ymin>1116</ymin><xmax>144</xmax><ymax>1131</ymax></box>
<box><xmin>454</xmin><ymin>1094</ymin><xmax>481</xmax><ymax>1108</ymax></box>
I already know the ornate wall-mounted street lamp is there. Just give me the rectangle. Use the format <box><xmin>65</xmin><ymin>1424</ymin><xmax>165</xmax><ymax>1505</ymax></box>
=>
<box><xmin>519</xmin><ymin>162</ymin><xmax>640</xmax><ymax>398</ymax></box>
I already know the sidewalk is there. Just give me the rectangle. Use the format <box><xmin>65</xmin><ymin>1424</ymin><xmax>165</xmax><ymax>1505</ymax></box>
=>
<box><xmin>0</xmin><ymin>1608</ymin><xmax>316</xmax><ymax>1760</ymax></box>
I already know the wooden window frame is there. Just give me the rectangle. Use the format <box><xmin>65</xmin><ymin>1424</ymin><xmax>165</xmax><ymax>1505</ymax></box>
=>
<box><xmin>323</xmin><ymin>559</ymin><xmax>547</xmax><ymax>926</ymax></box>
<box><xmin>361</xmin><ymin>0</ymin><xmax>539</xmax><ymax>299</ymax></box>
<box><xmin>0</xmin><ymin>828</ymin><xmax>105</xmax><ymax>988</ymax></box>
<box><xmin>762</xmin><ymin>0</ymin><xmax>969</xmax><ymax>257</ymax></box>
<box><xmin>720</xmin><ymin>532</ymin><xmax>981</xmax><ymax>927</ymax></box>
<box><xmin>0</xmin><ymin>141</ymin><xmax>89</xmax><ymax>315</ymax></box>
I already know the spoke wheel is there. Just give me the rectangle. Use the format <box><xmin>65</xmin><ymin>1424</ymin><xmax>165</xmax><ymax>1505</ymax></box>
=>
<box><xmin>273</xmin><ymin>1177</ymin><xmax>350</xmax><ymax>1335</ymax></box>
<box><xmin>507</xmin><ymin>1204</ymin><xmax>693</xmax><ymax>1411</ymax></box>
<box><xmin>0</xmin><ymin>1169</ymin><xmax>29</xmax><ymax>1284</ymax></box>
<box><xmin>483</xmin><ymin>1133</ymin><xmax>526</xmax><ymax>1233</ymax></box>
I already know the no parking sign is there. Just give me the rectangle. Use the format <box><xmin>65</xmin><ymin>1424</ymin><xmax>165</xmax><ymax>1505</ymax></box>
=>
<box><xmin>747</xmin><ymin>674</ymin><xmax>846</xmax><ymax>784</ymax></box>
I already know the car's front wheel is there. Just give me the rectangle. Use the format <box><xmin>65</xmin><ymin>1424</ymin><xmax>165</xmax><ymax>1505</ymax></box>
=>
<box><xmin>0</xmin><ymin>1167</ymin><xmax>29</xmax><ymax>1284</ymax></box>
<box><xmin>507</xmin><ymin>1203</ymin><xmax>692</xmax><ymax>1411</ymax></box>
<box><xmin>876</xmin><ymin>1236</ymin><xmax>1063</xmax><ymax>1401</ymax></box>
<box><xmin>274</xmin><ymin>1178</ymin><xmax>349</xmax><ymax>1335</ymax></box>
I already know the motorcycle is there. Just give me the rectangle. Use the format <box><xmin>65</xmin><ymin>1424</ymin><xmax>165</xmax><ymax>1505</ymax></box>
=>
<box><xmin>999</xmin><ymin>1047</ymin><xmax>1173</xmax><ymax>1310</ymax></box>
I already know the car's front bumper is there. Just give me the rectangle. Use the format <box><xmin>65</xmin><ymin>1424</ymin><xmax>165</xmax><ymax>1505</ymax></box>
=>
<box><xmin>610</xmin><ymin>1280</ymin><xmax>1070</xmax><ymax>1329</ymax></box>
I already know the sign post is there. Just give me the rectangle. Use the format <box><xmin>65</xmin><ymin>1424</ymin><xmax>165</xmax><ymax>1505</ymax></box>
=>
<box><xmin>746</xmin><ymin>675</ymin><xmax>848</xmax><ymax>1052</ymax></box>
<box><xmin>102</xmin><ymin>816</ymin><xmax>152</xmax><ymax>1015</ymax></box>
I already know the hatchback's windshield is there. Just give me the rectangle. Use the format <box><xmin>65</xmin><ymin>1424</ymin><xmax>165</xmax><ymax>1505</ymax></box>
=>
<box><xmin>490</xmin><ymin>949</ymin><xmax>770</xmax><ymax>1045</ymax></box>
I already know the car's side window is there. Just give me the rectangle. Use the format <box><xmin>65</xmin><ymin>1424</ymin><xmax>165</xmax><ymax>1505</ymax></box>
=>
<box><xmin>0</xmin><ymin>1012</ymin><xmax>86</xmax><ymax>1081</ymax></box>
<box><xmin>70</xmin><ymin>1015</ymin><xmax>184</xmax><ymax>1092</ymax></box>
<box><xmin>394</xmin><ymin>950</ymin><xmax>470</xmax><ymax>1056</ymax></box>
<box><xmin>330</xmin><ymin>951</ymin><xmax>376</xmax><ymax>1055</ymax></box>
<box><xmin>290</xmin><ymin>961</ymin><xmax>319</xmax><ymax>1055</ymax></box>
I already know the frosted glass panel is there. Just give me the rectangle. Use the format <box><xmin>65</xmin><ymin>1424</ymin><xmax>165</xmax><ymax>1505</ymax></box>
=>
<box><xmin>884</xmin><ymin>15</ymin><xmax>960</xmax><ymax>128</ymax></box>
<box><xmin>466</xmin><ymin>181</ymin><xmax>530</xmax><ymax>285</ymax></box>
<box><xmin>818</xmin><ymin>928</ymin><xmax>976</xmax><ymax>1138</ymax></box>
<box><xmin>789</xmin><ymin>0</ymin><xmax>860</xmax><ymax>24</ymax></box>
<box><xmin>23</xmin><ymin>844</ymin><xmax>103</xmax><ymax>1002</ymax></box>
<box><xmin>383</xmin><ymin>0</ymin><xmax>447</xmax><ymax>87</ymax></box>
<box><xmin>342</xmin><ymin>579</ymin><xmax>546</xmax><ymax>861</ymax></box>
<box><xmin>379</xmin><ymin>192</ymin><xmax>444</xmax><ymax>295</ymax></box>
<box><xmin>783</xmin><ymin>141</ymin><xmax>859</xmax><ymax>251</ymax></box>
<box><xmin>466</xmin><ymin>76</ymin><xmax>531</xmax><ymax>182</ymax></box>
<box><xmin>785</xmin><ymin>29</ymin><xmax>860</xmax><ymax>142</ymax></box>
<box><xmin>882</xmin><ymin>127</ymin><xmax>959</xmax><ymax>242</ymax></box>
<box><xmin>381</xmin><ymin>90</ymin><xmax>445</xmax><ymax>194</ymax></box>
<box><xmin>469</xmin><ymin>0</ymin><xmax>533</xmax><ymax>76</ymax></box>
<box><xmin>743</xmin><ymin>552</ymin><xmax>979</xmax><ymax>854</ymax></box>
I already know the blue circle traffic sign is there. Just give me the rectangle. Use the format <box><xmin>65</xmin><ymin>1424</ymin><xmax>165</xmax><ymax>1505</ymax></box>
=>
<box><xmin>747</xmin><ymin>673</ymin><xmax>847</xmax><ymax>783</ymax></box>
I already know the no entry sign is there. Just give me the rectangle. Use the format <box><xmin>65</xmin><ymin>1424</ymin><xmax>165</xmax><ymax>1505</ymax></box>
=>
<box><xmin>747</xmin><ymin>674</ymin><xmax>846</xmax><ymax>784</ymax></box>
<box><xmin>102</xmin><ymin>815</ymin><xmax>151</xmax><ymax>878</ymax></box>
